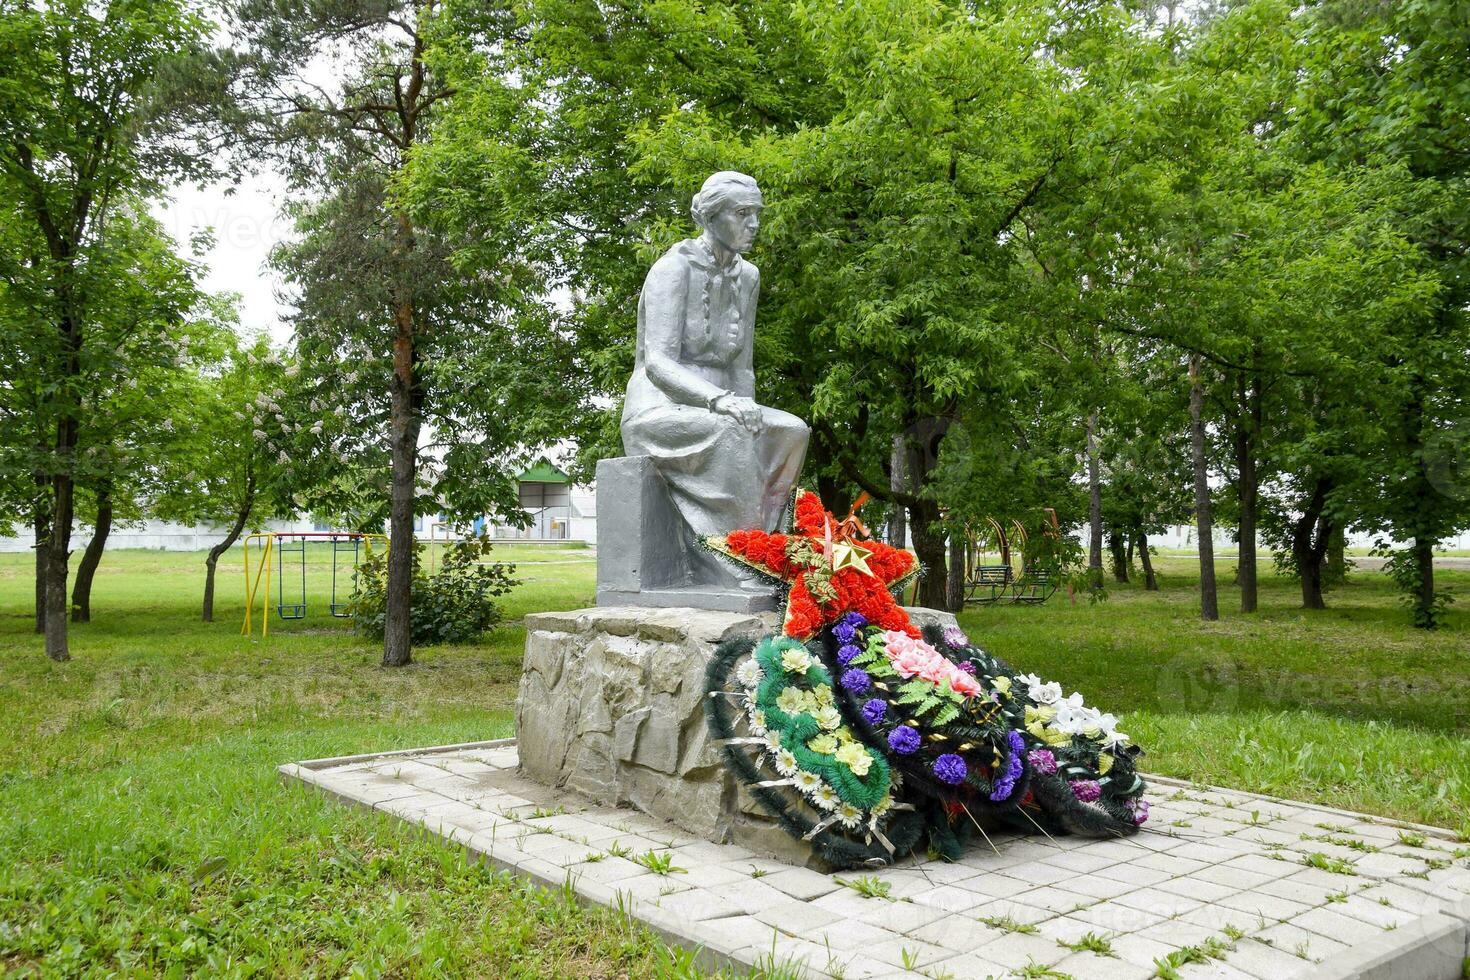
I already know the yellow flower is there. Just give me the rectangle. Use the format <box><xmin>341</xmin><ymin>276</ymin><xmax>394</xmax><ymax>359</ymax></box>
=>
<box><xmin>780</xmin><ymin>648</ymin><xmax>812</xmax><ymax>674</ymax></box>
<box><xmin>992</xmin><ymin>676</ymin><xmax>1012</xmax><ymax>698</ymax></box>
<box><xmin>776</xmin><ymin>687</ymin><xmax>806</xmax><ymax>715</ymax></box>
<box><xmin>1024</xmin><ymin>704</ymin><xmax>1057</xmax><ymax>727</ymax></box>
<box><xmin>808</xmin><ymin>734</ymin><xmax>839</xmax><ymax>755</ymax></box>
<box><xmin>814</xmin><ymin>706</ymin><xmax>843</xmax><ymax>731</ymax></box>
<box><xmin>813</xmin><ymin>684</ymin><xmax>835</xmax><ymax>707</ymax></box>
<box><xmin>836</xmin><ymin>742</ymin><xmax>873</xmax><ymax>777</ymax></box>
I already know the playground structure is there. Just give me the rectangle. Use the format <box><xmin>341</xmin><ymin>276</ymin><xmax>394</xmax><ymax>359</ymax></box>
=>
<box><xmin>964</xmin><ymin>510</ymin><xmax>1063</xmax><ymax>605</ymax></box>
<box><xmin>241</xmin><ymin>532</ymin><xmax>388</xmax><ymax>638</ymax></box>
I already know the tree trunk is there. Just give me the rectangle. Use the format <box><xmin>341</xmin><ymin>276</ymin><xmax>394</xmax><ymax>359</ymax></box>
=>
<box><xmin>887</xmin><ymin>435</ymin><xmax>907</xmax><ymax>548</ymax></box>
<box><xmin>1412</xmin><ymin>535</ymin><xmax>1435</xmax><ymax>628</ymax></box>
<box><xmin>1085</xmin><ymin>409</ymin><xmax>1103</xmax><ymax>590</ymax></box>
<box><xmin>1108</xmin><ymin>530</ymin><xmax>1129</xmax><ymax>583</ymax></box>
<box><xmin>44</xmin><ymin>468</ymin><xmax>75</xmax><ymax>661</ymax></box>
<box><xmin>70</xmin><ymin>482</ymin><xmax>112</xmax><ymax>623</ymax></box>
<box><xmin>33</xmin><ymin>497</ymin><xmax>49</xmax><ymax>634</ymax></box>
<box><xmin>1234</xmin><ymin>369</ymin><xmax>1261</xmax><ymax>613</ymax></box>
<box><xmin>1324</xmin><ymin>526</ymin><xmax>1346</xmax><ymax>587</ymax></box>
<box><xmin>204</xmin><ymin>477</ymin><xmax>255</xmax><ymax>622</ymax></box>
<box><xmin>1300</xmin><ymin>549</ymin><xmax>1324</xmax><ymax>609</ymax></box>
<box><xmin>946</xmin><ymin>527</ymin><xmax>965</xmax><ymax>613</ymax></box>
<box><xmin>383</xmin><ymin>214</ymin><xmax>420</xmax><ymax>667</ymax></box>
<box><xmin>1189</xmin><ymin>357</ymin><xmax>1218</xmax><ymax>621</ymax></box>
<box><xmin>909</xmin><ymin>498</ymin><xmax>949</xmax><ymax>610</ymax></box>
<box><xmin>1291</xmin><ymin>476</ymin><xmax>1333</xmax><ymax>610</ymax></box>
<box><xmin>1136</xmin><ymin>529</ymin><xmax>1158</xmax><ymax>590</ymax></box>
<box><xmin>811</xmin><ymin>449</ymin><xmax>845</xmax><ymax>520</ymax></box>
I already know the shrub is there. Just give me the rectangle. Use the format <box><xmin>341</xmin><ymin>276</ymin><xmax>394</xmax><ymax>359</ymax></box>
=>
<box><xmin>350</xmin><ymin>536</ymin><xmax>517</xmax><ymax>645</ymax></box>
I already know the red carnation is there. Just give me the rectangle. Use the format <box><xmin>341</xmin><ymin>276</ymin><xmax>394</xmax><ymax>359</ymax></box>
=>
<box><xmin>794</xmin><ymin>492</ymin><xmax>826</xmax><ymax>534</ymax></box>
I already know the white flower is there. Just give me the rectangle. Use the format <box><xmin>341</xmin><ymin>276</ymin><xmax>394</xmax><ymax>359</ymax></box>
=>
<box><xmin>793</xmin><ymin>770</ymin><xmax>822</xmax><ymax>793</ymax></box>
<box><xmin>780</xmin><ymin>648</ymin><xmax>812</xmax><ymax>674</ymax></box>
<box><xmin>1054</xmin><ymin>703</ymin><xmax>1096</xmax><ymax>735</ymax></box>
<box><xmin>252</xmin><ymin>429</ymin><xmax>267</xmax><ymax>442</ymax></box>
<box><xmin>1030</xmin><ymin>681</ymin><xmax>1063</xmax><ymax>705</ymax></box>
<box><xmin>746</xmin><ymin>708</ymin><xmax>767</xmax><ymax>736</ymax></box>
<box><xmin>774</xmin><ymin>749</ymin><xmax>797</xmax><ymax>775</ymax></box>
<box><xmin>813</xmin><ymin>784</ymin><xmax>840</xmax><ymax>810</ymax></box>
<box><xmin>837</xmin><ymin>803</ymin><xmax>862</xmax><ymax>828</ymax></box>
<box><xmin>735</xmin><ymin>657</ymin><xmax>764</xmax><ymax>689</ymax></box>
<box><xmin>1018</xmin><ymin>673</ymin><xmax>1044</xmax><ymax>690</ymax></box>
<box><xmin>762</xmin><ymin>730</ymin><xmax>783</xmax><ymax>752</ymax></box>
<box><xmin>1101</xmin><ymin>727</ymin><xmax>1131</xmax><ymax>749</ymax></box>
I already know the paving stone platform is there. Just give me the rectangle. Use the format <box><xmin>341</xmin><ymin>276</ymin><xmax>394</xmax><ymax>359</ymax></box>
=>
<box><xmin>283</xmin><ymin>741</ymin><xmax>1470</xmax><ymax>979</ymax></box>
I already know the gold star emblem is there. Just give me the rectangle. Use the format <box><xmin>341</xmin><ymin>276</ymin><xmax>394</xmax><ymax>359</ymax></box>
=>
<box><xmin>830</xmin><ymin>540</ymin><xmax>875</xmax><ymax>576</ymax></box>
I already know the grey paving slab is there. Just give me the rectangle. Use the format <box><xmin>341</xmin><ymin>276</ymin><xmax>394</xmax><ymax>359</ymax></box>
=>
<box><xmin>283</xmin><ymin>742</ymin><xmax>1470</xmax><ymax>980</ymax></box>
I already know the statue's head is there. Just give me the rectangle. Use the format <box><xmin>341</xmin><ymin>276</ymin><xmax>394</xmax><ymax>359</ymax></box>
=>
<box><xmin>691</xmin><ymin>171</ymin><xmax>764</xmax><ymax>255</ymax></box>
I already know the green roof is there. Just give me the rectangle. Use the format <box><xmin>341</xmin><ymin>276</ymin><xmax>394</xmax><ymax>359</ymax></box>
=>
<box><xmin>518</xmin><ymin>460</ymin><xmax>570</xmax><ymax>484</ymax></box>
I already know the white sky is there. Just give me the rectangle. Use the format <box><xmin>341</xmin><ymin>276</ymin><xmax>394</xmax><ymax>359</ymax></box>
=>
<box><xmin>156</xmin><ymin>170</ymin><xmax>293</xmax><ymax>343</ymax></box>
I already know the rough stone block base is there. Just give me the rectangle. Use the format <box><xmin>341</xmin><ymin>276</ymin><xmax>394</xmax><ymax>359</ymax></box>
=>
<box><xmin>516</xmin><ymin>604</ymin><xmax>957</xmax><ymax>867</ymax></box>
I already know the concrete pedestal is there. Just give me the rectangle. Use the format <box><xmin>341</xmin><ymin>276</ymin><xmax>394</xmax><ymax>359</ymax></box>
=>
<box><xmin>515</xmin><ymin>604</ymin><xmax>958</xmax><ymax>867</ymax></box>
<box><xmin>594</xmin><ymin>456</ymin><xmax>777</xmax><ymax>613</ymax></box>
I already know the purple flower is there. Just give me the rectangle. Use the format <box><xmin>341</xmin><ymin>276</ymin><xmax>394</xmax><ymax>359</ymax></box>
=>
<box><xmin>989</xmin><ymin>731</ymin><xmax>1026</xmax><ymax>802</ymax></box>
<box><xmin>836</xmin><ymin>644</ymin><xmax>862</xmax><ymax>666</ymax></box>
<box><xmin>1071</xmin><ymin>779</ymin><xmax>1102</xmax><ymax>803</ymax></box>
<box><xmin>887</xmin><ymin>726</ymin><xmax>920</xmax><ymax>755</ymax></box>
<box><xmin>832</xmin><ymin>621</ymin><xmax>856</xmax><ymax>644</ymax></box>
<box><xmin>933</xmin><ymin>753</ymin><xmax>968</xmax><ymax>785</ymax></box>
<box><xmin>840</xmin><ymin>668</ymin><xmax>871</xmax><ymax>694</ymax></box>
<box><xmin>956</xmin><ymin>661</ymin><xmax>977</xmax><ymax>675</ymax></box>
<box><xmin>861</xmin><ymin>698</ymin><xmax>887</xmax><ymax>726</ymax></box>
<box><xmin>1126</xmin><ymin>797</ymin><xmax>1150</xmax><ymax>825</ymax></box>
<box><xmin>942</xmin><ymin>625</ymin><xmax>969</xmax><ymax>649</ymax></box>
<box><xmin>1027</xmin><ymin>749</ymin><xmax>1058</xmax><ymax>775</ymax></box>
<box><xmin>842</xmin><ymin>612</ymin><xmax>868</xmax><ymax>629</ymax></box>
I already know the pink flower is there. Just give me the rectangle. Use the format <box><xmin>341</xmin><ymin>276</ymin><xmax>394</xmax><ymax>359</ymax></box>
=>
<box><xmin>893</xmin><ymin>647</ymin><xmax>940</xmax><ymax>678</ymax></box>
<box><xmin>883</xmin><ymin>631</ymin><xmax>985</xmax><ymax>698</ymax></box>
<box><xmin>948</xmin><ymin>672</ymin><xmax>985</xmax><ymax>697</ymax></box>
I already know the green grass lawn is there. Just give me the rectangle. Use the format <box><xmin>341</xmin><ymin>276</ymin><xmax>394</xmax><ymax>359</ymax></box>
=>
<box><xmin>959</xmin><ymin>558</ymin><xmax>1470</xmax><ymax>835</ymax></box>
<box><xmin>1</xmin><ymin>546</ymin><xmax>1466</xmax><ymax>976</ymax></box>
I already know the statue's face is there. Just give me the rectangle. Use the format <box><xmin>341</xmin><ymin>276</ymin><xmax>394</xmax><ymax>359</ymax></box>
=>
<box><xmin>705</xmin><ymin>196</ymin><xmax>763</xmax><ymax>254</ymax></box>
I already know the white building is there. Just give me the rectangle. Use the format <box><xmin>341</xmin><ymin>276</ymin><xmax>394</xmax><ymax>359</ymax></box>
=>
<box><xmin>0</xmin><ymin>463</ymin><xmax>600</xmax><ymax>554</ymax></box>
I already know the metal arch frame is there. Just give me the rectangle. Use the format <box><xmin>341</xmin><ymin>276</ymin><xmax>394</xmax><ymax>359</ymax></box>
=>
<box><xmin>241</xmin><ymin>532</ymin><xmax>389</xmax><ymax>638</ymax></box>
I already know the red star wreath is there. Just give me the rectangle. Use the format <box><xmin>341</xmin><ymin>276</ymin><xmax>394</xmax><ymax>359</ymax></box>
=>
<box><xmin>705</xmin><ymin>490</ymin><xmax>922</xmax><ymax>639</ymax></box>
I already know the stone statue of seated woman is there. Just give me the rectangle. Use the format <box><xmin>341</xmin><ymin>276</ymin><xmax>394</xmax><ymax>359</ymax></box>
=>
<box><xmin>597</xmin><ymin>172</ymin><xmax>810</xmax><ymax>610</ymax></box>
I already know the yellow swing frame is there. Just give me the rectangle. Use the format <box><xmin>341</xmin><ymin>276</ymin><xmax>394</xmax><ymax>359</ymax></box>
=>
<box><xmin>241</xmin><ymin>532</ymin><xmax>389</xmax><ymax>638</ymax></box>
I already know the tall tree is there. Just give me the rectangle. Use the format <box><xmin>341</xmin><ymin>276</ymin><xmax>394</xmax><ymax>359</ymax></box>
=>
<box><xmin>449</xmin><ymin>0</ymin><xmax>1172</xmax><ymax>607</ymax></box>
<box><xmin>1285</xmin><ymin>0</ymin><xmax>1470</xmax><ymax>627</ymax></box>
<box><xmin>0</xmin><ymin>0</ymin><xmax>218</xmax><ymax>658</ymax></box>
<box><xmin>228</xmin><ymin>0</ymin><xmax>586</xmax><ymax>663</ymax></box>
<box><xmin>152</xmin><ymin>332</ymin><xmax>298</xmax><ymax>622</ymax></box>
